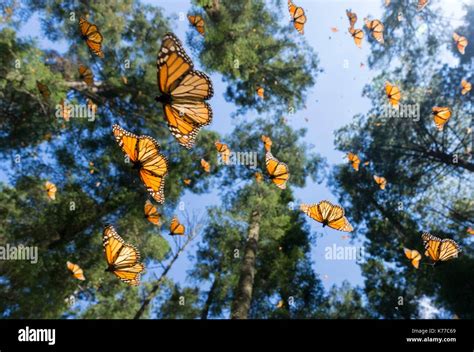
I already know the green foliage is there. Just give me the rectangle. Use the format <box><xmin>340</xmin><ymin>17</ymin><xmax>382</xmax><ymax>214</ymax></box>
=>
<box><xmin>188</xmin><ymin>0</ymin><xmax>319</xmax><ymax>115</ymax></box>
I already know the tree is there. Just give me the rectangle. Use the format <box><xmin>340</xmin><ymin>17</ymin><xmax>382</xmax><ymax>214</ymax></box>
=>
<box><xmin>330</xmin><ymin>1</ymin><xmax>474</xmax><ymax>318</ymax></box>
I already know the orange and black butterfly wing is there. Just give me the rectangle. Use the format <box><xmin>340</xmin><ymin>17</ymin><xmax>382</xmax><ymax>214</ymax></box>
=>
<box><xmin>157</xmin><ymin>33</ymin><xmax>213</xmax><ymax>149</ymax></box>
<box><xmin>79</xmin><ymin>17</ymin><xmax>104</xmax><ymax>58</ymax></box>
<box><xmin>288</xmin><ymin>0</ymin><xmax>306</xmax><ymax>34</ymax></box>
<box><xmin>78</xmin><ymin>65</ymin><xmax>94</xmax><ymax>85</ymax></box>
<box><xmin>103</xmin><ymin>225</ymin><xmax>144</xmax><ymax>286</ymax></box>
<box><xmin>137</xmin><ymin>136</ymin><xmax>169</xmax><ymax>204</ymax></box>
<box><xmin>265</xmin><ymin>152</ymin><xmax>290</xmax><ymax>189</ymax></box>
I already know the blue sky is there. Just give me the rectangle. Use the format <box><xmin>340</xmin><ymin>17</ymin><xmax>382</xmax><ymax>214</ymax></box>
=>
<box><xmin>7</xmin><ymin>0</ymin><xmax>469</xmax><ymax>299</ymax></box>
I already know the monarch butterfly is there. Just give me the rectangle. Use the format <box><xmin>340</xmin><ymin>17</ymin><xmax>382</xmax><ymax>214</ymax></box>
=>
<box><xmin>78</xmin><ymin>65</ymin><xmax>94</xmax><ymax>86</ymax></box>
<box><xmin>103</xmin><ymin>225</ymin><xmax>144</xmax><ymax>286</ymax></box>
<box><xmin>453</xmin><ymin>32</ymin><xmax>468</xmax><ymax>55</ymax></box>
<box><xmin>403</xmin><ymin>248</ymin><xmax>422</xmax><ymax>269</ymax></box>
<box><xmin>417</xmin><ymin>0</ymin><xmax>429</xmax><ymax>11</ymax></box>
<box><xmin>79</xmin><ymin>17</ymin><xmax>104</xmax><ymax>58</ymax></box>
<box><xmin>365</xmin><ymin>19</ymin><xmax>384</xmax><ymax>44</ymax></box>
<box><xmin>422</xmin><ymin>233</ymin><xmax>461</xmax><ymax>264</ymax></box>
<box><xmin>385</xmin><ymin>81</ymin><xmax>401</xmax><ymax>107</ymax></box>
<box><xmin>288</xmin><ymin>0</ymin><xmax>306</xmax><ymax>34</ymax></box>
<box><xmin>349</xmin><ymin>28</ymin><xmax>363</xmax><ymax>48</ymax></box>
<box><xmin>59</xmin><ymin>99</ymin><xmax>71</xmax><ymax>121</ymax></box>
<box><xmin>155</xmin><ymin>33</ymin><xmax>213</xmax><ymax>149</ymax></box>
<box><xmin>346</xmin><ymin>9</ymin><xmax>357</xmax><ymax>29</ymax></box>
<box><xmin>188</xmin><ymin>15</ymin><xmax>205</xmax><ymax>36</ymax></box>
<box><xmin>215</xmin><ymin>142</ymin><xmax>231</xmax><ymax>164</ymax></box>
<box><xmin>347</xmin><ymin>152</ymin><xmax>360</xmax><ymax>171</ymax></box>
<box><xmin>144</xmin><ymin>199</ymin><xmax>161</xmax><ymax>226</ymax></box>
<box><xmin>183</xmin><ymin>178</ymin><xmax>192</xmax><ymax>185</ymax></box>
<box><xmin>300</xmin><ymin>200</ymin><xmax>353</xmax><ymax>232</ymax></box>
<box><xmin>261</xmin><ymin>135</ymin><xmax>272</xmax><ymax>152</ymax></box>
<box><xmin>112</xmin><ymin>124</ymin><xmax>169</xmax><ymax>204</ymax></box>
<box><xmin>432</xmin><ymin>106</ymin><xmax>451</xmax><ymax>131</ymax></box>
<box><xmin>44</xmin><ymin>181</ymin><xmax>57</xmax><ymax>200</ymax></box>
<box><xmin>36</xmin><ymin>81</ymin><xmax>50</xmax><ymax>100</ymax></box>
<box><xmin>170</xmin><ymin>216</ymin><xmax>185</xmax><ymax>236</ymax></box>
<box><xmin>201</xmin><ymin>158</ymin><xmax>210</xmax><ymax>173</ymax></box>
<box><xmin>363</xmin><ymin>161</ymin><xmax>370</xmax><ymax>166</ymax></box>
<box><xmin>67</xmin><ymin>261</ymin><xmax>86</xmax><ymax>281</ymax></box>
<box><xmin>373</xmin><ymin>175</ymin><xmax>387</xmax><ymax>190</ymax></box>
<box><xmin>467</xmin><ymin>227</ymin><xmax>474</xmax><ymax>235</ymax></box>
<box><xmin>265</xmin><ymin>152</ymin><xmax>290</xmax><ymax>190</ymax></box>
<box><xmin>461</xmin><ymin>79</ymin><xmax>471</xmax><ymax>95</ymax></box>
<box><xmin>256</xmin><ymin>87</ymin><xmax>264</xmax><ymax>99</ymax></box>
<box><xmin>255</xmin><ymin>172</ymin><xmax>263</xmax><ymax>183</ymax></box>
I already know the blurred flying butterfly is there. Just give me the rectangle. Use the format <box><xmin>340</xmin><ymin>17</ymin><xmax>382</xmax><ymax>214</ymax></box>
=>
<box><xmin>78</xmin><ymin>64</ymin><xmax>94</xmax><ymax>86</ymax></box>
<box><xmin>422</xmin><ymin>233</ymin><xmax>461</xmax><ymax>265</ymax></box>
<box><xmin>467</xmin><ymin>227</ymin><xmax>474</xmax><ymax>235</ymax></box>
<box><xmin>403</xmin><ymin>248</ymin><xmax>422</xmax><ymax>269</ymax></box>
<box><xmin>144</xmin><ymin>199</ymin><xmax>161</xmax><ymax>226</ymax></box>
<box><xmin>36</xmin><ymin>81</ymin><xmax>50</xmax><ymax>100</ymax></box>
<box><xmin>156</xmin><ymin>33</ymin><xmax>213</xmax><ymax>149</ymax></box>
<box><xmin>79</xmin><ymin>17</ymin><xmax>104</xmax><ymax>58</ymax></box>
<box><xmin>330</xmin><ymin>27</ymin><xmax>339</xmax><ymax>33</ymax></box>
<box><xmin>183</xmin><ymin>178</ymin><xmax>192</xmax><ymax>185</ymax></box>
<box><xmin>188</xmin><ymin>15</ymin><xmax>205</xmax><ymax>36</ymax></box>
<box><xmin>255</xmin><ymin>172</ymin><xmax>263</xmax><ymax>183</ymax></box>
<box><xmin>112</xmin><ymin>124</ymin><xmax>169</xmax><ymax>203</ymax></box>
<box><xmin>373</xmin><ymin>175</ymin><xmax>387</xmax><ymax>190</ymax></box>
<box><xmin>453</xmin><ymin>32</ymin><xmax>468</xmax><ymax>55</ymax></box>
<box><xmin>365</xmin><ymin>19</ymin><xmax>384</xmax><ymax>44</ymax></box>
<box><xmin>261</xmin><ymin>135</ymin><xmax>272</xmax><ymax>152</ymax></box>
<box><xmin>201</xmin><ymin>158</ymin><xmax>210</xmax><ymax>173</ymax></box>
<box><xmin>347</xmin><ymin>152</ymin><xmax>360</xmax><ymax>171</ymax></box>
<box><xmin>349</xmin><ymin>28</ymin><xmax>363</xmax><ymax>48</ymax></box>
<box><xmin>103</xmin><ymin>225</ymin><xmax>144</xmax><ymax>286</ymax></box>
<box><xmin>256</xmin><ymin>86</ymin><xmax>265</xmax><ymax>99</ymax></box>
<box><xmin>346</xmin><ymin>9</ymin><xmax>357</xmax><ymax>29</ymax></box>
<box><xmin>44</xmin><ymin>181</ymin><xmax>57</xmax><ymax>200</ymax></box>
<box><xmin>67</xmin><ymin>261</ymin><xmax>86</xmax><ymax>281</ymax></box>
<box><xmin>461</xmin><ymin>79</ymin><xmax>471</xmax><ymax>95</ymax></box>
<box><xmin>215</xmin><ymin>141</ymin><xmax>231</xmax><ymax>164</ymax></box>
<box><xmin>385</xmin><ymin>81</ymin><xmax>401</xmax><ymax>107</ymax></box>
<box><xmin>432</xmin><ymin>106</ymin><xmax>451</xmax><ymax>131</ymax></box>
<box><xmin>170</xmin><ymin>216</ymin><xmax>185</xmax><ymax>236</ymax></box>
<box><xmin>300</xmin><ymin>200</ymin><xmax>353</xmax><ymax>232</ymax></box>
<box><xmin>265</xmin><ymin>152</ymin><xmax>290</xmax><ymax>190</ymax></box>
<box><xmin>288</xmin><ymin>0</ymin><xmax>306</xmax><ymax>34</ymax></box>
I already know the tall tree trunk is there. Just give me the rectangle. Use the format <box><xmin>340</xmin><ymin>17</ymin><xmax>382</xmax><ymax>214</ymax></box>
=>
<box><xmin>231</xmin><ymin>209</ymin><xmax>261</xmax><ymax>319</ymax></box>
<box><xmin>200</xmin><ymin>269</ymin><xmax>221</xmax><ymax>320</ymax></box>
